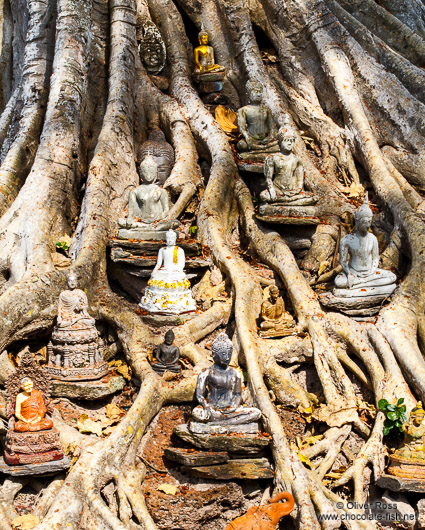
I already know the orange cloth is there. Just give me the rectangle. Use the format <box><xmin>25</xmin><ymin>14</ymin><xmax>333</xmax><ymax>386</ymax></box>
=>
<box><xmin>14</xmin><ymin>389</ymin><xmax>53</xmax><ymax>432</ymax></box>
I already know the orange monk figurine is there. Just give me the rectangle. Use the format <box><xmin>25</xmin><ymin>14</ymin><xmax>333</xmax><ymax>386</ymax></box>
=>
<box><xmin>1</xmin><ymin>351</ymin><xmax>69</xmax><ymax>470</ymax></box>
<box><xmin>14</xmin><ymin>378</ymin><xmax>53</xmax><ymax>432</ymax></box>
<box><xmin>226</xmin><ymin>492</ymin><xmax>295</xmax><ymax>530</ymax></box>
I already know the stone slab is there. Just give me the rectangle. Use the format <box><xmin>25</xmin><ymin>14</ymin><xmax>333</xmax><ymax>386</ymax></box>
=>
<box><xmin>141</xmin><ymin>312</ymin><xmax>198</xmax><ymax>327</ymax></box>
<box><xmin>174</xmin><ymin>424</ymin><xmax>270</xmax><ymax>454</ymax></box>
<box><xmin>237</xmin><ymin>161</ymin><xmax>264</xmax><ymax>173</ymax></box>
<box><xmin>117</xmin><ymin>228</ymin><xmax>170</xmax><ymax>241</ymax></box>
<box><xmin>193</xmin><ymin>71</ymin><xmax>225</xmax><ymax>83</ymax></box>
<box><xmin>0</xmin><ymin>456</ymin><xmax>70</xmax><ymax>476</ymax></box>
<box><xmin>189</xmin><ymin>421</ymin><xmax>259</xmax><ymax>435</ymax></box>
<box><xmin>199</xmin><ymin>81</ymin><xmax>223</xmax><ymax>93</ymax></box>
<box><xmin>181</xmin><ymin>457</ymin><xmax>274</xmax><ymax>480</ymax></box>
<box><xmin>51</xmin><ymin>374</ymin><xmax>125</xmax><ymax>400</ymax></box>
<box><xmin>257</xmin><ymin>205</ymin><xmax>320</xmax><ymax>224</ymax></box>
<box><xmin>318</xmin><ymin>291</ymin><xmax>391</xmax><ymax>319</ymax></box>
<box><xmin>376</xmin><ymin>474</ymin><xmax>425</xmax><ymax>493</ymax></box>
<box><xmin>110</xmin><ymin>252</ymin><xmax>209</xmax><ymax>269</ymax></box>
<box><xmin>256</xmin><ymin>214</ymin><xmax>319</xmax><ymax>226</ymax></box>
<box><xmin>164</xmin><ymin>447</ymin><xmax>229</xmax><ymax>466</ymax></box>
<box><xmin>109</xmin><ymin>238</ymin><xmax>202</xmax><ymax>257</ymax></box>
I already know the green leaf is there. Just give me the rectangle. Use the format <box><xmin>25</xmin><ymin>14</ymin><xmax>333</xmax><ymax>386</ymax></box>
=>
<box><xmin>387</xmin><ymin>411</ymin><xmax>397</xmax><ymax>421</ymax></box>
<box><xmin>399</xmin><ymin>405</ymin><xmax>406</xmax><ymax>413</ymax></box>
<box><xmin>400</xmin><ymin>413</ymin><xmax>407</xmax><ymax>423</ymax></box>
<box><xmin>384</xmin><ymin>419</ymin><xmax>393</xmax><ymax>428</ymax></box>
<box><xmin>398</xmin><ymin>425</ymin><xmax>404</xmax><ymax>432</ymax></box>
<box><xmin>383</xmin><ymin>427</ymin><xmax>390</xmax><ymax>436</ymax></box>
<box><xmin>386</xmin><ymin>404</ymin><xmax>396</xmax><ymax>412</ymax></box>
<box><xmin>397</xmin><ymin>398</ymin><xmax>404</xmax><ymax>405</ymax></box>
<box><xmin>378</xmin><ymin>399</ymin><xmax>389</xmax><ymax>411</ymax></box>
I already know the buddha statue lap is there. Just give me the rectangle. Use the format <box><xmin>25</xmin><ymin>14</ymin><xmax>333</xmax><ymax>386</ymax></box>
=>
<box><xmin>259</xmin><ymin>286</ymin><xmax>296</xmax><ymax>338</ymax></box>
<box><xmin>45</xmin><ymin>273</ymin><xmax>109</xmax><ymax>381</ymax></box>
<box><xmin>190</xmin><ymin>334</ymin><xmax>261</xmax><ymax>434</ymax></box>
<box><xmin>139</xmin><ymin>129</ymin><xmax>174</xmax><ymax>185</ymax></box>
<box><xmin>236</xmin><ymin>79</ymin><xmax>279</xmax><ymax>161</ymax></box>
<box><xmin>152</xmin><ymin>329</ymin><xmax>181</xmax><ymax>374</ymax></box>
<box><xmin>139</xmin><ymin>229</ymin><xmax>196</xmax><ymax>314</ymax></box>
<box><xmin>3</xmin><ymin>353</ymin><xmax>67</xmax><ymax>468</ymax></box>
<box><xmin>258</xmin><ymin>120</ymin><xmax>318</xmax><ymax>213</ymax></box>
<box><xmin>118</xmin><ymin>155</ymin><xmax>179</xmax><ymax>241</ymax></box>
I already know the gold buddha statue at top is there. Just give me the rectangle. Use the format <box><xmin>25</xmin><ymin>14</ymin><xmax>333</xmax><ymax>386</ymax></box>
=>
<box><xmin>194</xmin><ymin>31</ymin><xmax>225</xmax><ymax>75</ymax></box>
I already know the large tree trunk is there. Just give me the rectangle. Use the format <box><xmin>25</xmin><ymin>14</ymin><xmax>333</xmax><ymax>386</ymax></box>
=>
<box><xmin>0</xmin><ymin>0</ymin><xmax>424</xmax><ymax>527</ymax></box>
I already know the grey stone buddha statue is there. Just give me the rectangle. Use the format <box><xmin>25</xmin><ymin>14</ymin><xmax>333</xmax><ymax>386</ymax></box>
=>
<box><xmin>236</xmin><ymin>79</ymin><xmax>279</xmax><ymax>161</ymax></box>
<box><xmin>118</xmin><ymin>155</ymin><xmax>179</xmax><ymax>240</ymax></box>
<box><xmin>152</xmin><ymin>329</ymin><xmax>181</xmax><ymax>374</ymax></box>
<box><xmin>259</xmin><ymin>120</ymin><xmax>318</xmax><ymax>206</ymax></box>
<box><xmin>190</xmin><ymin>334</ymin><xmax>261</xmax><ymax>434</ymax></box>
<box><xmin>334</xmin><ymin>193</ymin><xmax>396</xmax><ymax>298</ymax></box>
<box><xmin>138</xmin><ymin>129</ymin><xmax>174</xmax><ymax>185</ymax></box>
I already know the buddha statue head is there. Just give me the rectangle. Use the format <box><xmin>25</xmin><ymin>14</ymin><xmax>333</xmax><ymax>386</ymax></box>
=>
<box><xmin>20</xmin><ymin>377</ymin><xmax>33</xmax><ymax>394</ymax></box>
<box><xmin>410</xmin><ymin>401</ymin><xmax>425</xmax><ymax>426</ymax></box>
<box><xmin>66</xmin><ymin>272</ymin><xmax>78</xmax><ymax>290</ymax></box>
<box><xmin>165</xmin><ymin>229</ymin><xmax>177</xmax><ymax>246</ymax></box>
<box><xmin>138</xmin><ymin>23</ymin><xmax>166</xmax><ymax>75</ymax></box>
<box><xmin>277</xmin><ymin>118</ymin><xmax>296</xmax><ymax>153</ymax></box>
<box><xmin>198</xmin><ymin>31</ymin><xmax>209</xmax><ymax>46</ymax></box>
<box><xmin>246</xmin><ymin>78</ymin><xmax>263</xmax><ymax>105</ymax></box>
<box><xmin>354</xmin><ymin>193</ymin><xmax>373</xmax><ymax>234</ymax></box>
<box><xmin>269</xmin><ymin>285</ymin><xmax>280</xmax><ymax>303</ymax></box>
<box><xmin>211</xmin><ymin>334</ymin><xmax>233</xmax><ymax>368</ymax></box>
<box><xmin>164</xmin><ymin>329</ymin><xmax>175</xmax><ymax>345</ymax></box>
<box><xmin>138</xmin><ymin>129</ymin><xmax>174</xmax><ymax>185</ymax></box>
<box><xmin>139</xmin><ymin>154</ymin><xmax>158</xmax><ymax>185</ymax></box>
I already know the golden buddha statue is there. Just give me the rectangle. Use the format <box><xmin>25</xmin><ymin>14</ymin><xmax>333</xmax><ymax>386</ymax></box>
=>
<box><xmin>394</xmin><ymin>402</ymin><xmax>425</xmax><ymax>461</ymax></box>
<box><xmin>14</xmin><ymin>377</ymin><xmax>53</xmax><ymax>433</ymax></box>
<box><xmin>194</xmin><ymin>31</ymin><xmax>225</xmax><ymax>75</ymax></box>
<box><xmin>259</xmin><ymin>286</ymin><xmax>296</xmax><ymax>338</ymax></box>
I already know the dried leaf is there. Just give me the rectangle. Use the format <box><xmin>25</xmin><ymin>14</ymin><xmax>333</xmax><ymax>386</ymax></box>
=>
<box><xmin>105</xmin><ymin>403</ymin><xmax>122</xmax><ymax>423</ymax></box>
<box><xmin>318</xmin><ymin>261</ymin><xmax>330</xmax><ymax>277</ymax></box>
<box><xmin>77</xmin><ymin>414</ymin><xmax>103</xmax><ymax>436</ymax></box>
<box><xmin>108</xmin><ymin>360</ymin><xmax>132</xmax><ymax>381</ymax></box>
<box><xmin>11</xmin><ymin>515</ymin><xmax>40</xmax><ymax>530</ymax></box>
<box><xmin>297</xmin><ymin>453</ymin><xmax>312</xmax><ymax>468</ymax></box>
<box><xmin>157</xmin><ymin>483</ymin><xmax>177</xmax><ymax>495</ymax></box>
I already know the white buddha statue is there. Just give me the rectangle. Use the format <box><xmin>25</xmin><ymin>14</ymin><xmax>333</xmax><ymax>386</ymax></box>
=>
<box><xmin>333</xmin><ymin>193</ymin><xmax>397</xmax><ymax>298</ymax></box>
<box><xmin>139</xmin><ymin>230</ymin><xmax>196</xmax><ymax>314</ymax></box>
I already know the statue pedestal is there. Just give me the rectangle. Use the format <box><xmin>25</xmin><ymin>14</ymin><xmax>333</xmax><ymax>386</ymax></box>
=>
<box><xmin>170</xmin><ymin>424</ymin><xmax>272</xmax><ymax>480</ymax></box>
<box><xmin>387</xmin><ymin>455</ymin><xmax>425</xmax><ymax>480</ymax></box>
<box><xmin>44</xmin><ymin>362</ymin><xmax>109</xmax><ymax>382</ymax></box>
<box><xmin>50</xmin><ymin>374</ymin><xmax>125</xmax><ymax>400</ymax></box>
<box><xmin>117</xmin><ymin>228</ymin><xmax>170</xmax><ymax>241</ymax></box>
<box><xmin>236</xmin><ymin>160</ymin><xmax>265</xmax><ymax>173</ymax></box>
<box><xmin>193</xmin><ymin>71</ymin><xmax>225</xmax><ymax>93</ymax></box>
<box><xmin>319</xmin><ymin>284</ymin><xmax>396</xmax><ymax>319</ymax></box>
<box><xmin>0</xmin><ymin>455</ymin><xmax>70</xmax><ymax>476</ymax></box>
<box><xmin>259</xmin><ymin>327</ymin><xmax>296</xmax><ymax>339</ymax></box>
<box><xmin>257</xmin><ymin>204</ymin><xmax>320</xmax><ymax>225</ymax></box>
<box><xmin>189</xmin><ymin>421</ymin><xmax>259</xmax><ymax>435</ymax></box>
<box><xmin>108</xmin><ymin>238</ymin><xmax>208</xmax><ymax>305</ymax></box>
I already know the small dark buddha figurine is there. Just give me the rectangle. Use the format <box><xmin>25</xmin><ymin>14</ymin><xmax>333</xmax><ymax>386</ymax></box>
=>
<box><xmin>152</xmin><ymin>329</ymin><xmax>181</xmax><ymax>374</ymax></box>
<box><xmin>190</xmin><ymin>333</ymin><xmax>261</xmax><ymax>432</ymax></box>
